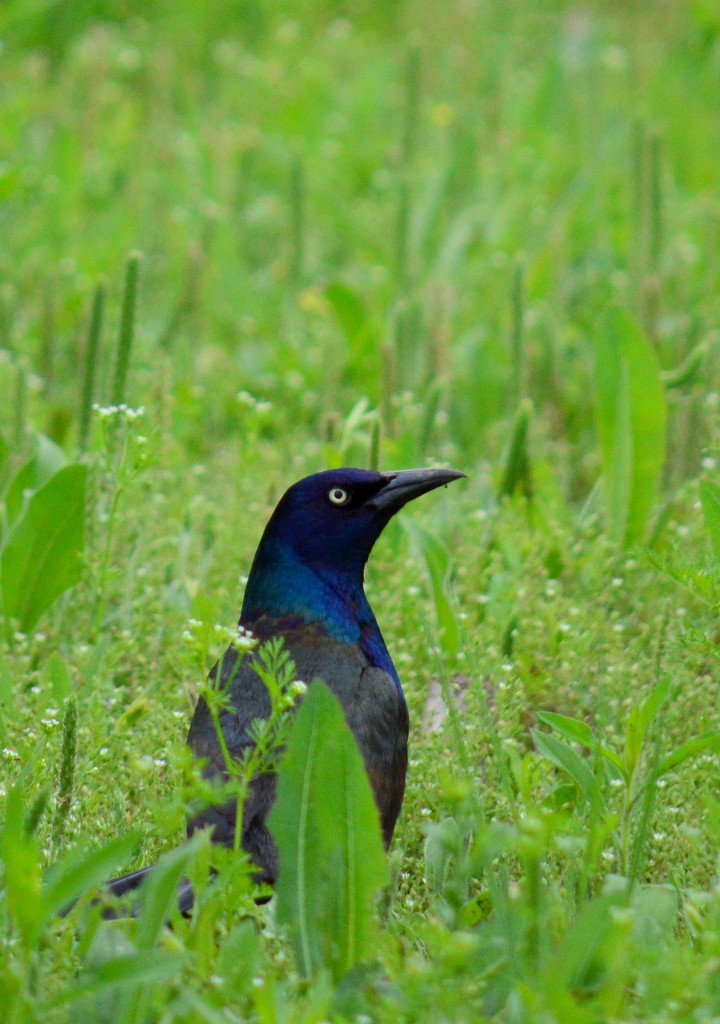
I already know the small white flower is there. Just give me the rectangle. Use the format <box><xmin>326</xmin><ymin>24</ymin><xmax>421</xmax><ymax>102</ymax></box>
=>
<box><xmin>234</xmin><ymin>627</ymin><xmax>257</xmax><ymax>651</ymax></box>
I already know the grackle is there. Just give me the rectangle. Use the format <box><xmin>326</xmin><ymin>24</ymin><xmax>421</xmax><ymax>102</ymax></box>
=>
<box><xmin>104</xmin><ymin>466</ymin><xmax>464</xmax><ymax>911</ymax></box>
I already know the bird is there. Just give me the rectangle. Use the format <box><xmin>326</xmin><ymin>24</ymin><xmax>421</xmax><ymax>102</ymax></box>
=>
<box><xmin>102</xmin><ymin>466</ymin><xmax>465</xmax><ymax>912</ymax></box>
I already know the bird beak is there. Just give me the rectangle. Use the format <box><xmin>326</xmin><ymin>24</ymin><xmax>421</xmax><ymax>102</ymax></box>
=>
<box><xmin>366</xmin><ymin>467</ymin><xmax>466</xmax><ymax>513</ymax></box>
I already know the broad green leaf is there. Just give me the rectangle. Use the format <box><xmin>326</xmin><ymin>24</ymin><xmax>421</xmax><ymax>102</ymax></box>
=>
<box><xmin>625</xmin><ymin>678</ymin><xmax>670</xmax><ymax>779</ymax></box>
<box><xmin>536</xmin><ymin>711</ymin><xmax>597</xmax><ymax>749</ymax></box>
<box><xmin>536</xmin><ymin>711</ymin><xmax>629</xmax><ymax>782</ymax></box>
<box><xmin>593</xmin><ymin>308</ymin><xmax>667</xmax><ymax>545</ymax></box>
<box><xmin>700</xmin><ymin>479</ymin><xmax>720</xmax><ymax>560</ymax></box>
<box><xmin>596</xmin><ymin>745</ymin><xmax>630</xmax><ymax>783</ymax></box>
<box><xmin>0</xmin><ymin>785</ymin><xmax>44</xmax><ymax>948</ymax></box>
<box><xmin>269</xmin><ymin>681</ymin><xmax>388</xmax><ymax>980</ymax></box>
<box><xmin>532</xmin><ymin>729</ymin><xmax>596</xmax><ymax>804</ymax></box>
<box><xmin>637</xmin><ymin>676</ymin><xmax>671</xmax><ymax>735</ymax></box>
<box><xmin>403</xmin><ymin>518</ymin><xmax>461</xmax><ymax>658</ymax></box>
<box><xmin>5</xmin><ymin>432</ymin><xmax>67</xmax><ymax>525</ymax></box>
<box><xmin>1</xmin><ymin>462</ymin><xmax>86</xmax><ymax>632</ymax></box>
<box><xmin>656</xmin><ymin>730</ymin><xmax>720</xmax><ymax>778</ymax></box>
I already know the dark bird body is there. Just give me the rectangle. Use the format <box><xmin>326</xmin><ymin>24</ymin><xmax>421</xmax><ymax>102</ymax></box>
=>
<box><xmin>104</xmin><ymin>466</ymin><xmax>463</xmax><ymax>909</ymax></box>
<box><xmin>188</xmin><ymin>617</ymin><xmax>409</xmax><ymax>883</ymax></box>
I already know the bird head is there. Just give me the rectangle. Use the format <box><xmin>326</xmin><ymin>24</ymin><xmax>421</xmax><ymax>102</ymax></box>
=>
<box><xmin>241</xmin><ymin>467</ymin><xmax>465</xmax><ymax>632</ymax></box>
<box><xmin>260</xmin><ymin>467</ymin><xmax>466</xmax><ymax>573</ymax></box>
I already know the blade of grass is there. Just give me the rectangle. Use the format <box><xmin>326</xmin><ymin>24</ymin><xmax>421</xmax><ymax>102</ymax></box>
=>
<box><xmin>111</xmin><ymin>252</ymin><xmax>141</xmax><ymax>408</ymax></box>
<box><xmin>77</xmin><ymin>281</ymin><xmax>105</xmax><ymax>452</ymax></box>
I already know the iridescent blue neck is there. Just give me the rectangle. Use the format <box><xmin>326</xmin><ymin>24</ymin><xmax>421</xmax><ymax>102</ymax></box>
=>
<box><xmin>240</xmin><ymin>536</ymin><xmax>402</xmax><ymax>693</ymax></box>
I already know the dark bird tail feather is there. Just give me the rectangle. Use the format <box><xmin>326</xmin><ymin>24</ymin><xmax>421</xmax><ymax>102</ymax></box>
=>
<box><xmin>100</xmin><ymin>865</ymin><xmax>195</xmax><ymax>918</ymax></box>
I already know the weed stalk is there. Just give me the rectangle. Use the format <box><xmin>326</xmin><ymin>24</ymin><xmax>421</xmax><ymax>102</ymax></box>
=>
<box><xmin>51</xmin><ymin>696</ymin><xmax>78</xmax><ymax>855</ymax></box>
<box><xmin>77</xmin><ymin>281</ymin><xmax>105</xmax><ymax>453</ymax></box>
<box><xmin>111</xmin><ymin>252</ymin><xmax>141</xmax><ymax>408</ymax></box>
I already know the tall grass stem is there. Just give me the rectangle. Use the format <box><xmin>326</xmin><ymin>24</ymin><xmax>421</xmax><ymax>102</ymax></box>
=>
<box><xmin>78</xmin><ymin>281</ymin><xmax>105</xmax><ymax>452</ymax></box>
<box><xmin>51</xmin><ymin>695</ymin><xmax>78</xmax><ymax>854</ymax></box>
<box><xmin>111</xmin><ymin>252</ymin><xmax>142</xmax><ymax>408</ymax></box>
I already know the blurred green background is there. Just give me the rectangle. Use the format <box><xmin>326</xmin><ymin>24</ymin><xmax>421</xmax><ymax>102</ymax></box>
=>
<box><xmin>3</xmin><ymin>2</ymin><xmax>720</xmax><ymax>1021</ymax></box>
<box><xmin>3</xmin><ymin>0</ymin><xmax>718</xmax><ymax>483</ymax></box>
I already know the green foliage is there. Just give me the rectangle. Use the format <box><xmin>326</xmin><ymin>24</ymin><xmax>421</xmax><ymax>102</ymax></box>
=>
<box><xmin>1</xmin><ymin>780</ymin><xmax>140</xmax><ymax>949</ymax></box>
<box><xmin>4</xmin><ymin>433</ymin><xmax>66</xmax><ymax>527</ymax></box>
<box><xmin>111</xmin><ymin>252</ymin><xmax>142</xmax><ymax>410</ymax></box>
<box><xmin>176</xmin><ymin>634</ymin><xmax>303</xmax><ymax>923</ymax></box>
<box><xmin>50</xmin><ymin>694</ymin><xmax>78</xmax><ymax>853</ymax></box>
<box><xmin>269</xmin><ymin>681</ymin><xmax>388</xmax><ymax>981</ymax></box>
<box><xmin>1</xmin><ymin>1</ymin><xmax>720</xmax><ymax>1019</ymax></box>
<box><xmin>498</xmin><ymin>399</ymin><xmax>533</xmax><ymax>502</ymax></box>
<box><xmin>534</xmin><ymin>680</ymin><xmax>720</xmax><ymax>880</ymax></box>
<box><xmin>402</xmin><ymin>518</ymin><xmax>461</xmax><ymax>659</ymax></box>
<box><xmin>77</xmin><ymin>282</ymin><xmax>105</xmax><ymax>453</ymax></box>
<box><xmin>0</xmin><ymin>461</ymin><xmax>87</xmax><ymax>633</ymax></box>
<box><xmin>592</xmin><ymin>308</ymin><xmax>667</xmax><ymax>546</ymax></box>
<box><xmin>700</xmin><ymin>478</ymin><xmax>720</xmax><ymax>560</ymax></box>
<box><xmin>1</xmin><ymin>784</ymin><xmax>44</xmax><ymax>949</ymax></box>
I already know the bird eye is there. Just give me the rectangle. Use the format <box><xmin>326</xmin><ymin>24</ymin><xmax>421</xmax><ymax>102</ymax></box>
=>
<box><xmin>327</xmin><ymin>487</ymin><xmax>350</xmax><ymax>506</ymax></box>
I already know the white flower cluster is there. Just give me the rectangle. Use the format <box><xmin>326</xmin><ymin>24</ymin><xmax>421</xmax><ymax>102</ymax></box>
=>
<box><xmin>232</xmin><ymin>625</ymin><xmax>257</xmax><ymax>651</ymax></box>
<box><xmin>237</xmin><ymin>390</ymin><xmax>272</xmax><ymax>414</ymax></box>
<box><xmin>93</xmin><ymin>403</ymin><xmax>146</xmax><ymax>421</ymax></box>
<box><xmin>181</xmin><ymin>620</ymin><xmax>257</xmax><ymax>652</ymax></box>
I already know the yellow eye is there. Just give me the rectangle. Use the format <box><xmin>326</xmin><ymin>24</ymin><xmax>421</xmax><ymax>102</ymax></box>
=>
<box><xmin>328</xmin><ymin>487</ymin><xmax>350</xmax><ymax>506</ymax></box>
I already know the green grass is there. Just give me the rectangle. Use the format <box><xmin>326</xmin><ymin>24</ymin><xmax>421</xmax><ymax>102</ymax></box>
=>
<box><xmin>2</xmin><ymin>0</ymin><xmax>720</xmax><ymax>1019</ymax></box>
